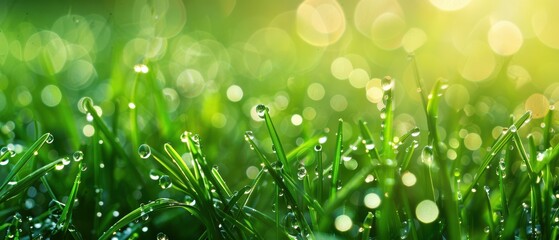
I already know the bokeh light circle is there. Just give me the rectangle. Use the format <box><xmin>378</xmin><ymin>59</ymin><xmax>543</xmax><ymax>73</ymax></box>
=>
<box><xmin>415</xmin><ymin>200</ymin><xmax>439</xmax><ymax>223</ymax></box>
<box><xmin>297</xmin><ymin>0</ymin><xmax>346</xmax><ymax>47</ymax></box>
<box><xmin>488</xmin><ymin>21</ymin><xmax>523</xmax><ymax>56</ymax></box>
<box><xmin>525</xmin><ymin>93</ymin><xmax>549</xmax><ymax>119</ymax></box>
<box><xmin>429</xmin><ymin>0</ymin><xmax>471</xmax><ymax>11</ymax></box>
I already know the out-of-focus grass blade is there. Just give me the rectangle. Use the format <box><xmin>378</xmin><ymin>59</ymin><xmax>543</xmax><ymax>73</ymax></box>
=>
<box><xmin>58</xmin><ymin>164</ymin><xmax>83</xmax><ymax>233</ymax></box>
<box><xmin>286</xmin><ymin>135</ymin><xmax>321</xmax><ymax>163</ymax></box>
<box><xmin>98</xmin><ymin>198</ymin><xmax>202</xmax><ymax>240</ymax></box>
<box><xmin>464</xmin><ymin>111</ymin><xmax>531</xmax><ymax>199</ymax></box>
<box><xmin>82</xmin><ymin>98</ymin><xmax>144</xmax><ymax>182</ymax></box>
<box><xmin>0</xmin><ymin>133</ymin><xmax>50</xmax><ymax>193</ymax></box>
<box><xmin>329</xmin><ymin>119</ymin><xmax>343</xmax><ymax>202</ymax></box>
<box><xmin>0</xmin><ymin>159</ymin><xmax>63</xmax><ymax>203</ymax></box>
<box><xmin>360</xmin><ymin>212</ymin><xmax>373</xmax><ymax>240</ymax></box>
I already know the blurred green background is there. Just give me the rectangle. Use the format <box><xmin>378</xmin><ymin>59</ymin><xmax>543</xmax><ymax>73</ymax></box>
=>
<box><xmin>1</xmin><ymin>0</ymin><xmax>559</xmax><ymax>238</ymax></box>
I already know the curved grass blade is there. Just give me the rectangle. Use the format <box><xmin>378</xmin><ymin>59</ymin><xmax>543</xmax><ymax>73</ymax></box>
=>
<box><xmin>0</xmin><ymin>133</ymin><xmax>50</xmax><ymax>193</ymax></box>
<box><xmin>98</xmin><ymin>198</ymin><xmax>202</xmax><ymax>240</ymax></box>
<box><xmin>58</xmin><ymin>164</ymin><xmax>83</xmax><ymax>233</ymax></box>
<box><xmin>329</xmin><ymin>119</ymin><xmax>343</xmax><ymax>202</ymax></box>
<box><xmin>0</xmin><ymin>159</ymin><xmax>63</xmax><ymax>203</ymax></box>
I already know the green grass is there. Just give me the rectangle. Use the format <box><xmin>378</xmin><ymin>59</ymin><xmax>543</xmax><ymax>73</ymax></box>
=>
<box><xmin>1</xmin><ymin>63</ymin><xmax>559</xmax><ymax>239</ymax></box>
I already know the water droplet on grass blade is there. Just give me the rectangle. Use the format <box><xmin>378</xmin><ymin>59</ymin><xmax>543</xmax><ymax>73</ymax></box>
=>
<box><xmin>62</xmin><ymin>157</ymin><xmax>71</xmax><ymax>165</ymax></box>
<box><xmin>73</xmin><ymin>151</ymin><xmax>83</xmax><ymax>162</ymax></box>
<box><xmin>46</xmin><ymin>133</ymin><xmax>54</xmax><ymax>144</ymax></box>
<box><xmin>297</xmin><ymin>166</ymin><xmax>307</xmax><ymax>180</ymax></box>
<box><xmin>421</xmin><ymin>146</ymin><xmax>434</xmax><ymax>166</ymax></box>
<box><xmin>411</xmin><ymin>127</ymin><xmax>420</xmax><ymax>137</ymax></box>
<box><xmin>157</xmin><ymin>232</ymin><xmax>169</xmax><ymax>240</ymax></box>
<box><xmin>245</xmin><ymin>131</ymin><xmax>255</xmax><ymax>140</ymax></box>
<box><xmin>314</xmin><ymin>144</ymin><xmax>322</xmax><ymax>151</ymax></box>
<box><xmin>382</xmin><ymin>76</ymin><xmax>394</xmax><ymax>91</ymax></box>
<box><xmin>0</xmin><ymin>158</ymin><xmax>8</xmax><ymax>165</ymax></box>
<box><xmin>180</xmin><ymin>131</ymin><xmax>188</xmax><ymax>142</ymax></box>
<box><xmin>149</xmin><ymin>169</ymin><xmax>160</xmax><ymax>180</ymax></box>
<box><xmin>138</xmin><ymin>144</ymin><xmax>151</xmax><ymax>159</ymax></box>
<box><xmin>256</xmin><ymin>104</ymin><xmax>268</xmax><ymax>119</ymax></box>
<box><xmin>159</xmin><ymin>175</ymin><xmax>172</xmax><ymax>189</ymax></box>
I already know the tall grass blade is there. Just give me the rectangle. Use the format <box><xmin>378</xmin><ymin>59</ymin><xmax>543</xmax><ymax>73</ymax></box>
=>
<box><xmin>58</xmin><ymin>164</ymin><xmax>83</xmax><ymax>233</ymax></box>
<box><xmin>259</xmin><ymin>105</ymin><xmax>291</xmax><ymax>175</ymax></box>
<box><xmin>329</xmin><ymin>119</ymin><xmax>343</xmax><ymax>202</ymax></box>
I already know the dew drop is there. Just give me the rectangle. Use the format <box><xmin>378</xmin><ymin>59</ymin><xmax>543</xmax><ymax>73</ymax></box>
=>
<box><xmin>256</xmin><ymin>104</ymin><xmax>268</xmax><ymax>119</ymax></box>
<box><xmin>297</xmin><ymin>166</ymin><xmax>307</xmax><ymax>180</ymax></box>
<box><xmin>382</xmin><ymin>76</ymin><xmax>394</xmax><ymax>91</ymax></box>
<box><xmin>509</xmin><ymin>125</ymin><xmax>517</xmax><ymax>133</ymax></box>
<box><xmin>314</xmin><ymin>144</ymin><xmax>322</xmax><ymax>152</ymax></box>
<box><xmin>180</xmin><ymin>131</ymin><xmax>188</xmax><ymax>143</ymax></box>
<box><xmin>159</xmin><ymin>175</ymin><xmax>172</xmax><ymax>189</ymax></box>
<box><xmin>61</xmin><ymin>157</ymin><xmax>71</xmax><ymax>166</ymax></box>
<box><xmin>484</xmin><ymin>226</ymin><xmax>490</xmax><ymax>233</ymax></box>
<box><xmin>46</xmin><ymin>133</ymin><xmax>54</xmax><ymax>144</ymax></box>
<box><xmin>55</xmin><ymin>162</ymin><xmax>65</xmax><ymax>170</ymax></box>
<box><xmin>138</xmin><ymin>144</ymin><xmax>151</xmax><ymax>159</ymax></box>
<box><xmin>149</xmin><ymin>169</ymin><xmax>160</xmax><ymax>181</ymax></box>
<box><xmin>79</xmin><ymin>97</ymin><xmax>93</xmax><ymax>113</ymax></box>
<box><xmin>157</xmin><ymin>232</ymin><xmax>169</xmax><ymax>240</ymax></box>
<box><xmin>411</xmin><ymin>128</ymin><xmax>420</xmax><ymax>137</ymax></box>
<box><xmin>421</xmin><ymin>146</ymin><xmax>434</xmax><ymax>166</ymax></box>
<box><xmin>342</xmin><ymin>156</ymin><xmax>352</xmax><ymax>162</ymax></box>
<box><xmin>73</xmin><ymin>151</ymin><xmax>83</xmax><ymax>162</ymax></box>
<box><xmin>283</xmin><ymin>212</ymin><xmax>300</xmax><ymax>236</ymax></box>
<box><xmin>0</xmin><ymin>158</ymin><xmax>8</xmax><ymax>166</ymax></box>
<box><xmin>245</xmin><ymin>131</ymin><xmax>255</xmax><ymax>140</ymax></box>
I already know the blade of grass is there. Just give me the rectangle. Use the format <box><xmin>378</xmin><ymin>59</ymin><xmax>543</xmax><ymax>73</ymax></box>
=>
<box><xmin>58</xmin><ymin>163</ymin><xmax>83</xmax><ymax>233</ymax></box>
<box><xmin>82</xmin><ymin>98</ymin><xmax>145</xmax><ymax>182</ymax></box>
<box><xmin>315</xmin><ymin>144</ymin><xmax>323</xmax><ymax>203</ymax></box>
<box><xmin>286</xmin><ymin>135</ymin><xmax>321</xmax><ymax>163</ymax></box>
<box><xmin>381</xmin><ymin>76</ymin><xmax>394</xmax><ymax>159</ymax></box>
<box><xmin>259</xmin><ymin>105</ymin><xmax>291</xmax><ymax>175</ymax></box>
<box><xmin>360</xmin><ymin>212</ymin><xmax>373</xmax><ymax>240</ymax></box>
<box><xmin>329</xmin><ymin>119</ymin><xmax>343</xmax><ymax>202</ymax></box>
<box><xmin>0</xmin><ymin>159</ymin><xmax>63</xmax><ymax>203</ymax></box>
<box><xmin>464</xmin><ymin>111</ymin><xmax>531</xmax><ymax>199</ymax></box>
<box><xmin>0</xmin><ymin>133</ymin><xmax>50</xmax><ymax>193</ymax></box>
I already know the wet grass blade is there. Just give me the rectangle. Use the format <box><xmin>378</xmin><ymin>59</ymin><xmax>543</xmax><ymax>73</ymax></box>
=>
<box><xmin>98</xmin><ymin>198</ymin><xmax>202</xmax><ymax>240</ymax></box>
<box><xmin>329</xmin><ymin>119</ymin><xmax>343</xmax><ymax>202</ymax></box>
<box><xmin>360</xmin><ymin>212</ymin><xmax>373</xmax><ymax>240</ymax></box>
<box><xmin>286</xmin><ymin>135</ymin><xmax>321</xmax><ymax>163</ymax></box>
<box><xmin>0</xmin><ymin>133</ymin><xmax>50</xmax><ymax>193</ymax></box>
<box><xmin>381</xmin><ymin>77</ymin><xmax>394</xmax><ymax>158</ymax></box>
<box><xmin>82</xmin><ymin>98</ymin><xmax>145</xmax><ymax>182</ymax></box>
<box><xmin>0</xmin><ymin>159</ymin><xmax>63</xmax><ymax>203</ymax></box>
<box><xmin>358</xmin><ymin>121</ymin><xmax>381</xmax><ymax>164</ymax></box>
<box><xmin>58</xmin><ymin>164</ymin><xmax>83</xmax><ymax>233</ymax></box>
<box><xmin>464</xmin><ymin>111</ymin><xmax>532</xmax><ymax>199</ymax></box>
<box><xmin>260</xmin><ymin>105</ymin><xmax>291</xmax><ymax>175</ymax></box>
